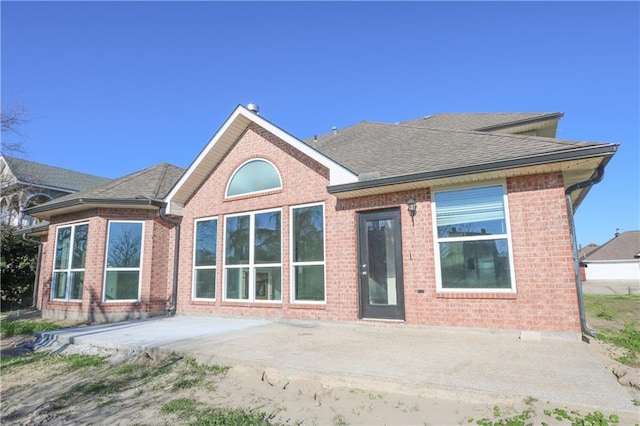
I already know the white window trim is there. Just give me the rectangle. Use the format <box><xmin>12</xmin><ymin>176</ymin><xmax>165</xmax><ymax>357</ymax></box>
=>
<box><xmin>192</xmin><ymin>217</ymin><xmax>218</xmax><ymax>301</ymax></box>
<box><xmin>223</xmin><ymin>208</ymin><xmax>283</xmax><ymax>303</ymax></box>
<box><xmin>51</xmin><ymin>222</ymin><xmax>89</xmax><ymax>301</ymax></box>
<box><xmin>225</xmin><ymin>158</ymin><xmax>283</xmax><ymax>199</ymax></box>
<box><xmin>431</xmin><ymin>182</ymin><xmax>517</xmax><ymax>293</ymax></box>
<box><xmin>102</xmin><ymin>220</ymin><xmax>145</xmax><ymax>303</ymax></box>
<box><xmin>290</xmin><ymin>202</ymin><xmax>327</xmax><ymax>304</ymax></box>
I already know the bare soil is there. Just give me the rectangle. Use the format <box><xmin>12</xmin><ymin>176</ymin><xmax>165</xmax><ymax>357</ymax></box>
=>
<box><xmin>1</xmin><ymin>306</ymin><xmax>638</xmax><ymax>426</ymax></box>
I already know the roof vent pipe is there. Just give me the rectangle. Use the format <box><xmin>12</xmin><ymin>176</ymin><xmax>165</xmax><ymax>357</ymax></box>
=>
<box><xmin>332</xmin><ymin>126</ymin><xmax>338</xmax><ymax>135</ymax></box>
<box><xmin>247</xmin><ymin>103</ymin><xmax>260</xmax><ymax>115</ymax></box>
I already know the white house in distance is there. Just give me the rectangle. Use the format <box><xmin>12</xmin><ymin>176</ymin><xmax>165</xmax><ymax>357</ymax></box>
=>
<box><xmin>582</xmin><ymin>231</ymin><xmax>640</xmax><ymax>281</ymax></box>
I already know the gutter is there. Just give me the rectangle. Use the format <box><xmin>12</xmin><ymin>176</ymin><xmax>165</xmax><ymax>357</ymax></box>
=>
<box><xmin>150</xmin><ymin>201</ymin><xmax>181</xmax><ymax>317</ymax></box>
<box><xmin>25</xmin><ymin>197</ymin><xmax>157</xmax><ymax>216</ymax></box>
<box><xmin>327</xmin><ymin>144</ymin><xmax>618</xmax><ymax>195</ymax></box>
<box><xmin>565</xmin><ymin>164</ymin><xmax>606</xmax><ymax>338</ymax></box>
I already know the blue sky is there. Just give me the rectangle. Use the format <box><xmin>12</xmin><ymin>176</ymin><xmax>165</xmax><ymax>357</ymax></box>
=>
<box><xmin>2</xmin><ymin>1</ymin><xmax>638</xmax><ymax>247</ymax></box>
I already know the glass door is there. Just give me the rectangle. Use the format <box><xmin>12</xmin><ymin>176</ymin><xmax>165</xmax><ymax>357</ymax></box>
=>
<box><xmin>357</xmin><ymin>209</ymin><xmax>405</xmax><ymax>320</ymax></box>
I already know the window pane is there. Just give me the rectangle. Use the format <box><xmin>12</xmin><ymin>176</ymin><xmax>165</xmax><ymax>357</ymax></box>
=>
<box><xmin>53</xmin><ymin>272</ymin><xmax>67</xmax><ymax>299</ymax></box>
<box><xmin>225</xmin><ymin>216</ymin><xmax>250</xmax><ymax>265</ymax></box>
<box><xmin>227</xmin><ymin>160</ymin><xmax>281</xmax><ymax>196</ymax></box>
<box><xmin>194</xmin><ymin>269</ymin><xmax>216</xmax><ymax>299</ymax></box>
<box><xmin>105</xmin><ymin>271</ymin><xmax>140</xmax><ymax>300</ymax></box>
<box><xmin>195</xmin><ymin>220</ymin><xmax>217</xmax><ymax>266</ymax></box>
<box><xmin>294</xmin><ymin>265</ymin><xmax>325</xmax><ymax>301</ymax></box>
<box><xmin>55</xmin><ymin>227</ymin><xmax>71</xmax><ymax>269</ymax></box>
<box><xmin>69</xmin><ymin>271</ymin><xmax>84</xmax><ymax>300</ymax></box>
<box><xmin>255</xmin><ymin>267</ymin><xmax>281</xmax><ymax>301</ymax></box>
<box><xmin>71</xmin><ymin>224</ymin><xmax>88</xmax><ymax>269</ymax></box>
<box><xmin>439</xmin><ymin>239</ymin><xmax>511</xmax><ymax>289</ymax></box>
<box><xmin>225</xmin><ymin>268</ymin><xmax>249</xmax><ymax>299</ymax></box>
<box><xmin>107</xmin><ymin>223</ymin><xmax>142</xmax><ymax>268</ymax></box>
<box><xmin>254</xmin><ymin>212</ymin><xmax>281</xmax><ymax>264</ymax></box>
<box><xmin>435</xmin><ymin>186</ymin><xmax>506</xmax><ymax>238</ymax></box>
<box><xmin>293</xmin><ymin>206</ymin><xmax>324</xmax><ymax>262</ymax></box>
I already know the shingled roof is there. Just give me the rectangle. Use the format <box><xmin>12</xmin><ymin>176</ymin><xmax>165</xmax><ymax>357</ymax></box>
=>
<box><xmin>583</xmin><ymin>231</ymin><xmax>640</xmax><ymax>261</ymax></box>
<box><xmin>307</xmin><ymin>121</ymin><xmax>608</xmax><ymax>180</ymax></box>
<box><xmin>26</xmin><ymin>163</ymin><xmax>185</xmax><ymax>217</ymax></box>
<box><xmin>399</xmin><ymin>112</ymin><xmax>563</xmax><ymax>131</ymax></box>
<box><xmin>2</xmin><ymin>155</ymin><xmax>111</xmax><ymax>192</ymax></box>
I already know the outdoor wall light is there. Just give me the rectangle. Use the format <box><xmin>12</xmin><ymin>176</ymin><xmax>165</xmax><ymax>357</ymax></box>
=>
<box><xmin>407</xmin><ymin>197</ymin><xmax>417</xmax><ymax>225</ymax></box>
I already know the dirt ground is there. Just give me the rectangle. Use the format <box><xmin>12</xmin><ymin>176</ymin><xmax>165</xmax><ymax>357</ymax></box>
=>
<box><xmin>1</xmin><ymin>307</ymin><xmax>638</xmax><ymax>426</ymax></box>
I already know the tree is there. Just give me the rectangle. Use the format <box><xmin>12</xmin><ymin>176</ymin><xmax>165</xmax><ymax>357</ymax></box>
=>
<box><xmin>0</xmin><ymin>225</ymin><xmax>38</xmax><ymax>310</ymax></box>
<box><xmin>1</xmin><ymin>102</ymin><xmax>37</xmax><ymax>310</ymax></box>
<box><xmin>1</xmin><ymin>103</ymin><xmax>27</xmax><ymax>155</ymax></box>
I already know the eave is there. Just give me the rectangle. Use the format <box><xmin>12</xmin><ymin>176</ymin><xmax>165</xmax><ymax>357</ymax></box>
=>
<box><xmin>164</xmin><ymin>105</ymin><xmax>358</xmax><ymax>215</ymax></box>
<box><xmin>24</xmin><ymin>198</ymin><xmax>160</xmax><ymax>221</ymax></box>
<box><xmin>327</xmin><ymin>144</ymin><xmax>617</xmax><ymax>209</ymax></box>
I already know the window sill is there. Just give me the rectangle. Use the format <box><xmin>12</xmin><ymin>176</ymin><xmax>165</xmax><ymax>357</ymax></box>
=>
<box><xmin>436</xmin><ymin>292</ymin><xmax>517</xmax><ymax>300</ymax></box>
<box><xmin>221</xmin><ymin>301</ymin><xmax>282</xmax><ymax>308</ymax></box>
<box><xmin>49</xmin><ymin>299</ymin><xmax>82</xmax><ymax>304</ymax></box>
<box><xmin>289</xmin><ymin>303</ymin><xmax>327</xmax><ymax>310</ymax></box>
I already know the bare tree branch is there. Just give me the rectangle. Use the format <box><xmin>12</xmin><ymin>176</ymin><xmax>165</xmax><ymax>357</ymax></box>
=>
<box><xmin>1</xmin><ymin>103</ymin><xmax>28</xmax><ymax>155</ymax></box>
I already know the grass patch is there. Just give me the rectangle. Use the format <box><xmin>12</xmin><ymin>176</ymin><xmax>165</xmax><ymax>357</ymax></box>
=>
<box><xmin>62</xmin><ymin>354</ymin><xmax>106</xmax><ymax>371</ymax></box>
<box><xmin>0</xmin><ymin>318</ymin><xmax>62</xmax><ymax>337</ymax></box>
<box><xmin>0</xmin><ymin>351</ymin><xmax>51</xmax><ymax>373</ymax></box>
<box><xmin>161</xmin><ymin>397</ymin><xmax>201</xmax><ymax>419</ymax></box>
<box><xmin>171</xmin><ymin>358</ymin><xmax>229</xmax><ymax>391</ymax></box>
<box><xmin>191</xmin><ymin>407</ymin><xmax>275</xmax><ymax>426</ymax></box>
<box><xmin>161</xmin><ymin>397</ymin><xmax>275</xmax><ymax>425</ymax></box>
<box><xmin>597</xmin><ymin>321</ymin><xmax>640</xmax><ymax>367</ymax></box>
<box><xmin>584</xmin><ymin>295</ymin><xmax>640</xmax><ymax>324</ymax></box>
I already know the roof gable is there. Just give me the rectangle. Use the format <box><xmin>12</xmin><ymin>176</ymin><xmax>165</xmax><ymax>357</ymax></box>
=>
<box><xmin>164</xmin><ymin>105</ymin><xmax>358</xmax><ymax>215</ymax></box>
<box><xmin>1</xmin><ymin>155</ymin><xmax>111</xmax><ymax>192</ymax></box>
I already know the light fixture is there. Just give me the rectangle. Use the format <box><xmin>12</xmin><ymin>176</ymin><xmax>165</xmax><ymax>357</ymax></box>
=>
<box><xmin>407</xmin><ymin>197</ymin><xmax>417</xmax><ymax>225</ymax></box>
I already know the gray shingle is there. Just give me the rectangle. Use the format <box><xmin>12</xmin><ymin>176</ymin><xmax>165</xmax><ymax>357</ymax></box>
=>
<box><xmin>3</xmin><ymin>155</ymin><xmax>111</xmax><ymax>191</ymax></box>
<box><xmin>584</xmin><ymin>231</ymin><xmax>640</xmax><ymax>261</ymax></box>
<box><xmin>399</xmin><ymin>112</ymin><xmax>561</xmax><ymax>131</ymax></box>
<box><xmin>36</xmin><ymin>163</ymin><xmax>184</xmax><ymax>208</ymax></box>
<box><xmin>307</xmin><ymin>122</ymin><xmax>606</xmax><ymax>179</ymax></box>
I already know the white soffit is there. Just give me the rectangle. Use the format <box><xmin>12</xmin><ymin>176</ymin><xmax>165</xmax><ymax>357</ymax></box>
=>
<box><xmin>164</xmin><ymin>105</ymin><xmax>358</xmax><ymax>215</ymax></box>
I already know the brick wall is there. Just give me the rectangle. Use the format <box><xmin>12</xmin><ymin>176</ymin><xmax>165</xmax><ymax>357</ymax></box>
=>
<box><xmin>37</xmin><ymin>122</ymin><xmax>581</xmax><ymax>334</ymax></box>
<box><xmin>175</xmin><ymin>123</ymin><xmax>580</xmax><ymax>334</ymax></box>
<box><xmin>38</xmin><ymin>207</ymin><xmax>173</xmax><ymax>322</ymax></box>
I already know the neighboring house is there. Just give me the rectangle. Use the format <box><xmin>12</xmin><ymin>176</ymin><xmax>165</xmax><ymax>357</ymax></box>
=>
<box><xmin>582</xmin><ymin>231</ymin><xmax>640</xmax><ymax>281</ymax></box>
<box><xmin>0</xmin><ymin>155</ymin><xmax>111</xmax><ymax>228</ymax></box>
<box><xmin>24</xmin><ymin>105</ymin><xmax>618</xmax><ymax>337</ymax></box>
<box><xmin>578</xmin><ymin>243</ymin><xmax>599</xmax><ymax>280</ymax></box>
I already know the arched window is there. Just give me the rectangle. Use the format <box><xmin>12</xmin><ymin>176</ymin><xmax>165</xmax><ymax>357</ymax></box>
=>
<box><xmin>226</xmin><ymin>159</ymin><xmax>282</xmax><ymax>197</ymax></box>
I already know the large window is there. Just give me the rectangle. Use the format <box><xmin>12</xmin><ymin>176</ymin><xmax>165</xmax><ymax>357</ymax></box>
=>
<box><xmin>291</xmin><ymin>204</ymin><xmax>325</xmax><ymax>302</ymax></box>
<box><xmin>433</xmin><ymin>184</ymin><xmax>515</xmax><ymax>291</ymax></box>
<box><xmin>104</xmin><ymin>221</ymin><xmax>144</xmax><ymax>301</ymax></box>
<box><xmin>52</xmin><ymin>223</ymin><xmax>88</xmax><ymax>301</ymax></box>
<box><xmin>226</xmin><ymin>159</ymin><xmax>282</xmax><ymax>197</ymax></box>
<box><xmin>193</xmin><ymin>218</ymin><xmax>217</xmax><ymax>299</ymax></box>
<box><xmin>224</xmin><ymin>210</ymin><xmax>282</xmax><ymax>301</ymax></box>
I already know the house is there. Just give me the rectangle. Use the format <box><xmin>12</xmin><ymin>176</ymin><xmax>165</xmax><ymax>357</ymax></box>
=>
<box><xmin>582</xmin><ymin>231</ymin><xmax>640</xmax><ymax>281</ymax></box>
<box><xmin>24</xmin><ymin>105</ymin><xmax>618</xmax><ymax>336</ymax></box>
<box><xmin>1</xmin><ymin>155</ymin><xmax>111</xmax><ymax>228</ymax></box>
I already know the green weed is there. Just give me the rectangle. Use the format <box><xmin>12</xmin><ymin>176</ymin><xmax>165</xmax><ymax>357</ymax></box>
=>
<box><xmin>161</xmin><ymin>397</ymin><xmax>200</xmax><ymax>419</ymax></box>
<box><xmin>542</xmin><ymin>408</ymin><xmax>619</xmax><ymax>425</ymax></box>
<box><xmin>190</xmin><ymin>407</ymin><xmax>275</xmax><ymax>426</ymax></box>
<box><xmin>597</xmin><ymin>321</ymin><xmax>640</xmax><ymax>367</ymax></box>
<box><xmin>0</xmin><ymin>351</ymin><xmax>50</xmax><ymax>373</ymax></box>
<box><xmin>0</xmin><ymin>318</ymin><xmax>61</xmax><ymax>337</ymax></box>
<box><xmin>62</xmin><ymin>354</ymin><xmax>106</xmax><ymax>370</ymax></box>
